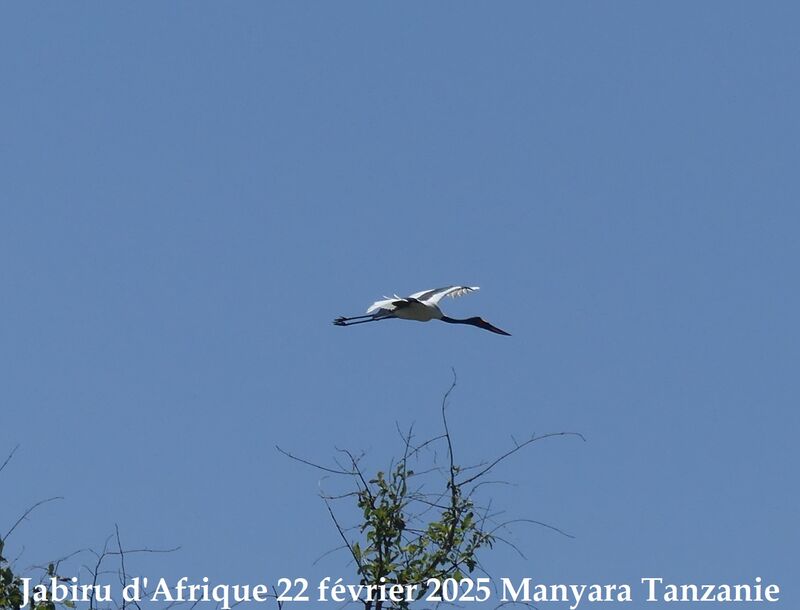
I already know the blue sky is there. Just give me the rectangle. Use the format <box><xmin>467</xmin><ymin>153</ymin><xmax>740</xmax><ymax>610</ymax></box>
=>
<box><xmin>2</xmin><ymin>2</ymin><xmax>798</xmax><ymax>608</ymax></box>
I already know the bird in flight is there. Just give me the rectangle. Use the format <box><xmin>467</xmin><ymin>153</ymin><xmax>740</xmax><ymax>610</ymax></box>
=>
<box><xmin>333</xmin><ymin>286</ymin><xmax>511</xmax><ymax>335</ymax></box>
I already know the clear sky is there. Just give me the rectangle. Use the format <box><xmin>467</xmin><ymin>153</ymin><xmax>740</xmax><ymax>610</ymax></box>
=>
<box><xmin>2</xmin><ymin>2</ymin><xmax>798</xmax><ymax>608</ymax></box>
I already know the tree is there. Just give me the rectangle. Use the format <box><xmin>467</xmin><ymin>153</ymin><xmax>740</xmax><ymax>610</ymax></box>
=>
<box><xmin>0</xmin><ymin>446</ymin><xmax>62</xmax><ymax>610</ymax></box>
<box><xmin>5</xmin><ymin>375</ymin><xmax>583</xmax><ymax>610</ymax></box>
<box><xmin>279</xmin><ymin>373</ymin><xmax>584</xmax><ymax>609</ymax></box>
<box><xmin>0</xmin><ymin>446</ymin><xmax>177</xmax><ymax>610</ymax></box>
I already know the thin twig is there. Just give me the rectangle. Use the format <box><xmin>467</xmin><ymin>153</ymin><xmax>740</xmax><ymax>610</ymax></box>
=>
<box><xmin>323</xmin><ymin>498</ymin><xmax>364</xmax><ymax>578</ymax></box>
<box><xmin>0</xmin><ymin>444</ymin><xmax>20</xmax><ymax>476</ymax></box>
<box><xmin>312</xmin><ymin>544</ymin><xmax>348</xmax><ymax>567</ymax></box>
<box><xmin>4</xmin><ymin>496</ymin><xmax>64</xmax><ymax>541</ymax></box>
<box><xmin>490</xmin><ymin>518</ymin><xmax>575</xmax><ymax>539</ymax></box>
<box><xmin>460</xmin><ymin>432</ymin><xmax>586</xmax><ymax>486</ymax></box>
<box><xmin>276</xmin><ymin>445</ymin><xmax>355</xmax><ymax>476</ymax></box>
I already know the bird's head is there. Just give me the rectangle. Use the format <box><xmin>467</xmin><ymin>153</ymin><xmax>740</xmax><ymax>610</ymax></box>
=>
<box><xmin>467</xmin><ymin>317</ymin><xmax>511</xmax><ymax>336</ymax></box>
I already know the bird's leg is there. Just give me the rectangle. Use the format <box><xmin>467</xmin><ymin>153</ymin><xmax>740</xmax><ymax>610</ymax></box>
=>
<box><xmin>335</xmin><ymin>318</ymin><xmax>377</xmax><ymax>326</ymax></box>
<box><xmin>333</xmin><ymin>315</ymin><xmax>393</xmax><ymax>326</ymax></box>
<box><xmin>333</xmin><ymin>314</ymin><xmax>374</xmax><ymax>325</ymax></box>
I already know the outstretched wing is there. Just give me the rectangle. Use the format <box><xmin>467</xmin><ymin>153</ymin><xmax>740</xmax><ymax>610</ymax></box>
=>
<box><xmin>366</xmin><ymin>296</ymin><xmax>408</xmax><ymax>314</ymax></box>
<box><xmin>408</xmin><ymin>286</ymin><xmax>479</xmax><ymax>305</ymax></box>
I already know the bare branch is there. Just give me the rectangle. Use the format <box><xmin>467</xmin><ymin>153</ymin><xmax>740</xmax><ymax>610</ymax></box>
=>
<box><xmin>276</xmin><ymin>445</ymin><xmax>356</xmax><ymax>476</ymax></box>
<box><xmin>115</xmin><ymin>524</ymin><xmax>130</xmax><ymax>610</ymax></box>
<box><xmin>490</xmin><ymin>518</ymin><xmax>575</xmax><ymax>539</ymax></box>
<box><xmin>460</xmin><ymin>431</ymin><xmax>586</xmax><ymax>486</ymax></box>
<box><xmin>441</xmin><ymin>368</ymin><xmax>458</xmax><ymax>478</ymax></box>
<box><xmin>323</xmin><ymin>498</ymin><xmax>365</xmax><ymax>578</ymax></box>
<box><xmin>0</xmin><ymin>444</ymin><xmax>20</xmax><ymax>476</ymax></box>
<box><xmin>3</xmin><ymin>496</ymin><xmax>64</xmax><ymax>542</ymax></box>
<box><xmin>104</xmin><ymin>545</ymin><xmax>181</xmax><ymax>557</ymax></box>
<box><xmin>495</xmin><ymin>600</ymin><xmax>540</xmax><ymax>610</ymax></box>
<box><xmin>312</xmin><ymin>544</ymin><xmax>348</xmax><ymax>567</ymax></box>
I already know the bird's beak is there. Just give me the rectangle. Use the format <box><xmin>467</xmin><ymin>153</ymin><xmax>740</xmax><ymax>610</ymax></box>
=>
<box><xmin>479</xmin><ymin>319</ymin><xmax>511</xmax><ymax>336</ymax></box>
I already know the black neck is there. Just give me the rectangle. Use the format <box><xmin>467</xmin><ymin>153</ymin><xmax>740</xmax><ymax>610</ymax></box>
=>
<box><xmin>440</xmin><ymin>315</ymin><xmax>479</xmax><ymax>325</ymax></box>
<box><xmin>440</xmin><ymin>315</ymin><xmax>511</xmax><ymax>336</ymax></box>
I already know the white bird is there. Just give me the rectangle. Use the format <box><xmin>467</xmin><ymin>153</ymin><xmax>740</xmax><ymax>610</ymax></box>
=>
<box><xmin>333</xmin><ymin>286</ymin><xmax>511</xmax><ymax>335</ymax></box>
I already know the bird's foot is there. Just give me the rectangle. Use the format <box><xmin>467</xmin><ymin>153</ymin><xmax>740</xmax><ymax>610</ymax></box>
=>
<box><xmin>333</xmin><ymin>317</ymin><xmax>347</xmax><ymax>326</ymax></box>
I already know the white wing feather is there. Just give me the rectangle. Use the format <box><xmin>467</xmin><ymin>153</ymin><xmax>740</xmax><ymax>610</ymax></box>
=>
<box><xmin>366</xmin><ymin>286</ymin><xmax>479</xmax><ymax>314</ymax></box>
<box><xmin>366</xmin><ymin>297</ymin><xmax>405</xmax><ymax>314</ymax></box>
<box><xmin>408</xmin><ymin>286</ymin><xmax>479</xmax><ymax>305</ymax></box>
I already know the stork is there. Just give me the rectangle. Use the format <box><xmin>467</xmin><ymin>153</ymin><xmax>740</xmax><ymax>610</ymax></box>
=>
<box><xmin>333</xmin><ymin>286</ymin><xmax>511</xmax><ymax>336</ymax></box>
